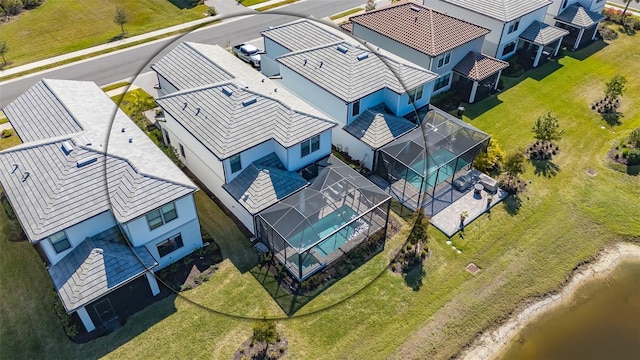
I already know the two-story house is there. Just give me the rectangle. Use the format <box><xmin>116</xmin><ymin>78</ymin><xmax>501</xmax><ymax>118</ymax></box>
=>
<box><xmin>152</xmin><ymin>43</ymin><xmax>337</xmax><ymax>233</ymax></box>
<box><xmin>546</xmin><ymin>0</ymin><xmax>605</xmax><ymax>50</ymax></box>
<box><xmin>342</xmin><ymin>1</ymin><xmax>509</xmax><ymax>102</ymax></box>
<box><xmin>423</xmin><ymin>0</ymin><xmax>570</xmax><ymax>67</ymax></box>
<box><xmin>261</xmin><ymin>20</ymin><xmax>438</xmax><ymax>170</ymax></box>
<box><xmin>0</xmin><ymin>79</ymin><xmax>203</xmax><ymax>333</ymax></box>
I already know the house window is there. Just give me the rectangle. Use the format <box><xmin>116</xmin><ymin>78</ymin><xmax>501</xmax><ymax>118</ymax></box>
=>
<box><xmin>508</xmin><ymin>19</ymin><xmax>520</xmax><ymax>34</ymax></box>
<box><xmin>436</xmin><ymin>51</ymin><xmax>451</xmax><ymax>68</ymax></box>
<box><xmin>179</xmin><ymin>144</ymin><xmax>185</xmax><ymax>158</ymax></box>
<box><xmin>561</xmin><ymin>0</ymin><xmax>568</xmax><ymax>9</ymax></box>
<box><xmin>230</xmin><ymin>154</ymin><xmax>242</xmax><ymax>173</ymax></box>
<box><xmin>146</xmin><ymin>202</ymin><xmax>178</xmax><ymax>230</ymax></box>
<box><xmin>352</xmin><ymin>100</ymin><xmax>360</xmax><ymax>117</ymax></box>
<box><xmin>164</xmin><ymin>129</ymin><xmax>171</xmax><ymax>145</ymax></box>
<box><xmin>433</xmin><ymin>74</ymin><xmax>451</xmax><ymax>91</ymax></box>
<box><xmin>157</xmin><ymin>234</ymin><xmax>183</xmax><ymax>257</ymax></box>
<box><xmin>407</xmin><ymin>85</ymin><xmax>424</xmax><ymax>104</ymax></box>
<box><xmin>301</xmin><ymin>135</ymin><xmax>320</xmax><ymax>157</ymax></box>
<box><xmin>49</xmin><ymin>231</ymin><xmax>71</xmax><ymax>253</ymax></box>
<box><xmin>502</xmin><ymin>41</ymin><xmax>517</xmax><ymax>56</ymax></box>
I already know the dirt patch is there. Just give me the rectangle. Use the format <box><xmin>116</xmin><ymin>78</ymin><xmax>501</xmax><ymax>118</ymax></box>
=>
<box><xmin>233</xmin><ymin>336</ymin><xmax>289</xmax><ymax>360</ymax></box>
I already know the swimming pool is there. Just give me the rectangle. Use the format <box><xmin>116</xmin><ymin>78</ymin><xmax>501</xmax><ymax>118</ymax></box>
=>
<box><xmin>404</xmin><ymin>149</ymin><xmax>466</xmax><ymax>190</ymax></box>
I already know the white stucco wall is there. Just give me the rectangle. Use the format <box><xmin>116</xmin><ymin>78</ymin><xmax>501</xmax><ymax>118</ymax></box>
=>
<box><xmin>334</xmin><ymin>128</ymin><xmax>375</xmax><ymax>170</ymax></box>
<box><xmin>279</xmin><ymin>65</ymin><xmax>349</xmax><ymax>124</ymax></box>
<box><xmin>155</xmin><ymin>73</ymin><xmax>180</xmax><ymax>97</ymax></box>
<box><xmin>285</xmin><ymin>130</ymin><xmax>333</xmax><ymax>171</ymax></box>
<box><xmin>40</xmin><ymin>211</ymin><xmax>117</xmax><ymax>266</ymax></box>
<box><xmin>497</xmin><ymin>7</ymin><xmax>549</xmax><ymax>59</ymax></box>
<box><xmin>261</xmin><ymin>38</ymin><xmax>291</xmax><ymax>77</ymax></box>
<box><xmin>545</xmin><ymin>0</ymin><xmax>604</xmax><ymax>24</ymax></box>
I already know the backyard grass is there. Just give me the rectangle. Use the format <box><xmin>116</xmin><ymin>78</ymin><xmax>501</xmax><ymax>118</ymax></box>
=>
<box><xmin>0</xmin><ymin>0</ymin><xmax>208</xmax><ymax>68</ymax></box>
<box><xmin>0</xmin><ymin>34</ymin><xmax>638</xmax><ymax>359</ymax></box>
<box><xmin>0</xmin><ymin>129</ymin><xmax>22</xmax><ymax>150</ymax></box>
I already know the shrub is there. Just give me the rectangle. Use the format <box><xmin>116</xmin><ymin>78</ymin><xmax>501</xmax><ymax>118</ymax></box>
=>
<box><xmin>627</xmin><ymin>149</ymin><xmax>640</xmax><ymax>165</ymax></box>
<box><xmin>206</xmin><ymin>5</ymin><xmax>217</xmax><ymax>16</ymax></box>
<box><xmin>180</xmin><ymin>283</ymin><xmax>193</xmax><ymax>291</ymax></box>
<box><xmin>52</xmin><ymin>294</ymin><xmax>78</xmax><ymax>338</ymax></box>
<box><xmin>1</xmin><ymin>129</ymin><xmax>11</xmax><ymax>138</ymax></box>
<box><xmin>252</xmin><ymin>318</ymin><xmax>278</xmax><ymax>344</ymax></box>
<box><xmin>629</xmin><ymin>128</ymin><xmax>640</xmax><ymax>148</ymax></box>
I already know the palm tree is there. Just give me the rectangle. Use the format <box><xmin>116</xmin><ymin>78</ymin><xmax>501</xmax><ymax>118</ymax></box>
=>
<box><xmin>621</xmin><ymin>0</ymin><xmax>640</xmax><ymax>26</ymax></box>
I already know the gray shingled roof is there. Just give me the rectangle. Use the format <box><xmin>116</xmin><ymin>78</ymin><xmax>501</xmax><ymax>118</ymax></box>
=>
<box><xmin>48</xmin><ymin>226</ymin><xmax>157</xmax><ymax>313</ymax></box>
<box><xmin>555</xmin><ymin>4</ymin><xmax>605</xmax><ymax>28</ymax></box>
<box><xmin>261</xmin><ymin>19</ymin><xmax>343</xmax><ymax>52</ymax></box>
<box><xmin>3</xmin><ymin>81</ymin><xmax>83</xmax><ymax>142</ymax></box>
<box><xmin>223</xmin><ymin>153</ymin><xmax>308</xmax><ymax>214</ymax></box>
<box><xmin>277</xmin><ymin>42</ymin><xmax>438</xmax><ymax>102</ymax></box>
<box><xmin>150</xmin><ymin>42</ymin><xmax>235</xmax><ymax>91</ymax></box>
<box><xmin>0</xmin><ymin>140</ymin><xmax>194</xmax><ymax>241</ymax></box>
<box><xmin>344</xmin><ymin>108</ymin><xmax>417</xmax><ymax>149</ymax></box>
<box><xmin>452</xmin><ymin>52</ymin><xmax>509</xmax><ymax>82</ymax></box>
<box><xmin>519</xmin><ymin>20</ymin><xmax>569</xmax><ymax>45</ymax></box>
<box><xmin>442</xmin><ymin>0</ymin><xmax>551</xmax><ymax>22</ymax></box>
<box><xmin>349</xmin><ymin>1</ymin><xmax>490</xmax><ymax>57</ymax></box>
<box><xmin>157</xmin><ymin>82</ymin><xmax>336</xmax><ymax>159</ymax></box>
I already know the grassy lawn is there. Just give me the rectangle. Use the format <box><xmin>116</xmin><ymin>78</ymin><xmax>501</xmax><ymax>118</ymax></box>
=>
<box><xmin>0</xmin><ymin>33</ymin><xmax>638</xmax><ymax>359</ymax></box>
<box><xmin>0</xmin><ymin>129</ymin><xmax>22</xmax><ymax>150</ymax></box>
<box><xmin>329</xmin><ymin>7</ymin><xmax>363</xmax><ymax>20</ymax></box>
<box><xmin>0</xmin><ymin>0</ymin><xmax>207</xmax><ymax>68</ymax></box>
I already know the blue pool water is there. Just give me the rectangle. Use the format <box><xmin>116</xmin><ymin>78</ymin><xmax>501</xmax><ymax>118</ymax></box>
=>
<box><xmin>405</xmin><ymin>149</ymin><xmax>466</xmax><ymax>190</ymax></box>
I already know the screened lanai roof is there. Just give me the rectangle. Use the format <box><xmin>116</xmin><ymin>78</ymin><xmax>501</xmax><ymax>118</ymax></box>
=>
<box><xmin>380</xmin><ymin>106</ymin><xmax>490</xmax><ymax>174</ymax></box>
<box><xmin>258</xmin><ymin>156</ymin><xmax>390</xmax><ymax>253</ymax></box>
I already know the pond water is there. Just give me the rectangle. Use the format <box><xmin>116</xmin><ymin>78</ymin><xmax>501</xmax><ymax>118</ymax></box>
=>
<box><xmin>498</xmin><ymin>260</ymin><xmax>640</xmax><ymax>360</ymax></box>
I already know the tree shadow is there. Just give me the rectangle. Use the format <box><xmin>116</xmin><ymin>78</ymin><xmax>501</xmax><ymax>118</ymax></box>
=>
<box><xmin>109</xmin><ymin>34</ymin><xmax>127</xmax><ymax>42</ymax></box>
<box><xmin>530</xmin><ymin>159</ymin><xmax>561</xmax><ymax>178</ymax></box>
<box><xmin>527</xmin><ymin>60</ymin><xmax>563</xmax><ymax>82</ymax></box>
<box><xmin>503</xmin><ymin>194</ymin><xmax>522</xmax><ymax>216</ymax></box>
<box><xmin>602</xmin><ymin>111</ymin><xmax>623</xmax><ymax>126</ymax></box>
<box><xmin>404</xmin><ymin>261</ymin><xmax>425</xmax><ymax>291</ymax></box>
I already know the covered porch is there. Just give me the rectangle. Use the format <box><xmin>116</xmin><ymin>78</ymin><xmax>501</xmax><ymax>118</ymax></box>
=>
<box><xmin>555</xmin><ymin>4</ymin><xmax>605</xmax><ymax>50</ymax></box>
<box><xmin>518</xmin><ymin>20</ymin><xmax>569</xmax><ymax>68</ymax></box>
<box><xmin>451</xmin><ymin>52</ymin><xmax>509</xmax><ymax>104</ymax></box>
<box><xmin>47</xmin><ymin>227</ymin><xmax>159</xmax><ymax>333</ymax></box>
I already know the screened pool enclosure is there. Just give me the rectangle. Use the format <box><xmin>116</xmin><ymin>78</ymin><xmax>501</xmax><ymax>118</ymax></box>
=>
<box><xmin>256</xmin><ymin>156</ymin><xmax>391</xmax><ymax>281</ymax></box>
<box><xmin>374</xmin><ymin>107</ymin><xmax>490</xmax><ymax>210</ymax></box>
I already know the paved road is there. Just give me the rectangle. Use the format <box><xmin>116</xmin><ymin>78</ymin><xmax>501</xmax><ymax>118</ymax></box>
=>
<box><xmin>0</xmin><ymin>0</ymin><xmax>363</xmax><ymax>107</ymax></box>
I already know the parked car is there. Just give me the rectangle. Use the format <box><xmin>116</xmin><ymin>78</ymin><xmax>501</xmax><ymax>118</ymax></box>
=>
<box><xmin>233</xmin><ymin>44</ymin><xmax>261</xmax><ymax>68</ymax></box>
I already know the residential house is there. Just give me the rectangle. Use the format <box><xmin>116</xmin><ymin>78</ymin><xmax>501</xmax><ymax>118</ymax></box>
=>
<box><xmin>261</xmin><ymin>20</ymin><xmax>438</xmax><ymax>170</ymax></box>
<box><xmin>423</xmin><ymin>0</ymin><xmax>570</xmax><ymax>66</ymax></box>
<box><xmin>342</xmin><ymin>1</ymin><xmax>509</xmax><ymax>102</ymax></box>
<box><xmin>0</xmin><ymin>79</ymin><xmax>202</xmax><ymax>333</ymax></box>
<box><xmin>546</xmin><ymin>0</ymin><xmax>605</xmax><ymax>50</ymax></box>
<box><xmin>152</xmin><ymin>43</ymin><xmax>337</xmax><ymax>233</ymax></box>
<box><xmin>152</xmin><ymin>42</ymin><xmax>392</xmax><ymax>281</ymax></box>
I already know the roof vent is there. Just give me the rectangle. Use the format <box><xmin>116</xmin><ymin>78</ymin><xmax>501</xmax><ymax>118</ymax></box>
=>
<box><xmin>77</xmin><ymin>155</ymin><xmax>98</xmax><ymax>168</ymax></box>
<box><xmin>261</xmin><ymin>78</ymin><xmax>265</xmax><ymax>83</ymax></box>
<box><xmin>237</xmin><ymin>82</ymin><xmax>249</xmax><ymax>89</ymax></box>
<box><xmin>357</xmin><ymin>53</ymin><xmax>369</xmax><ymax>61</ymax></box>
<box><xmin>274</xmin><ymin>88</ymin><xmax>278</xmax><ymax>93</ymax></box>
<box><xmin>22</xmin><ymin>171</ymin><xmax>30</xmax><ymax>182</ymax></box>
<box><xmin>61</xmin><ymin>141</ymin><xmax>74</xmax><ymax>155</ymax></box>
<box><xmin>195</xmin><ymin>107</ymin><xmax>201</xmax><ymax>116</ymax></box>
<box><xmin>128</xmin><ymin>137</ymin><xmax>133</xmax><ymax>143</ymax></box>
<box><xmin>92</xmin><ymin>248</ymin><xmax>104</xmax><ymax>254</ymax></box>
<box><xmin>182</xmin><ymin>102</ymin><xmax>188</xmax><ymax>110</ymax></box>
<box><xmin>319</xmin><ymin>60</ymin><xmax>324</xmax><ymax>68</ymax></box>
<box><xmin>415</xmin><ymin>16</ymin><xmax>418</xmax><ymax>23</ymax></box>
<box><xmin>78</xmin><ymin>135</ymin><xmax>91</xmax><ymax>146</ymax></box>
<box><xmin>336</xmin><ymin>45</ymin><xmax>348</xmax><ymax>53</ymax></box>
<box><xmin>11</xmin><ymin>163</ymin><xmax>18</xmax><ymax>174</ymax></box>
<box><xmin>303</xmin><ymin>59</ymin><xmax>307</xmax><ymax>66</ymax></box>
<box><xmin>121</xmin><ymin>128</ymin><xmax>125</xmax><ymax>133</ymax></box>
<box><xmin>221</xmin><ymin>86</ymin><xmax>233</xmax><ymax>96</ymax></box>
<box><xmin>242</xmin><ymin>98</ymin><xmax>257</xmax><ymax>107</ymax></box>
<box><xmin>410</xmin><ymin>5</ymin><xmax>421</xmax><ymax>11</ymax></box>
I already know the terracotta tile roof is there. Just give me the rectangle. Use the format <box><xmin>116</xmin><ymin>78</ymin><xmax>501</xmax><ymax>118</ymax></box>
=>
<box><xmin>452</xmin><ymin>52</ymin><xmax>508</xmax><ymax>82</ymax></box>
<box><xmin>555</xmin><ymin>4</ymin><xmax>605</xmax><ymax>28</ymax></box>
<box><xmin>349</xmin><ymin>1</ymin><xmax>490</xmax><ymax>57</ymax></box>
<box><xmin>339</xmin><ymin>21</ymin><xmax>353</xmax><ymax>33</ymax></box>
<box><xmin>519</xmin><ymin>21</ymin><xmax>569</xmax><ymax>46</ymax></box>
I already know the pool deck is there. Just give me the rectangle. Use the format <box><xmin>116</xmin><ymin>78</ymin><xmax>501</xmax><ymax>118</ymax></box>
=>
<box><xmin>430</xmin><ymin>187</ymin><xmax>508</xmax><ymax>238</ymax></box>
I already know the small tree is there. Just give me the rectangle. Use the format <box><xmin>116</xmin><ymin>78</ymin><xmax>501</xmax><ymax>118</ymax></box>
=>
<box><xmin>473</xmin><ymin>139</ymin><xmax>505</xmax><ymax>173</ymax></box>
<box><xmin>252</xmin><ymin>318</ymin><xmax>278</xmax><ymax>344</ymax></box>
<box><xmin>114</xmin><ymin>7</ymin><xmax>128</xmax><ymax>35</ymax></box>
<box><xmin>605</xmin><ymin>74</ymin><xmax>627</xmax><ymax>102</ymax></box>
<box><xmin>407</xmin><ymin>209</ymin><xmax>429</xmax><ymax>256</ymax></box>
<box><xmin>503</xmin><ymin>149</ymin><xmax>525</xmax><ymax>188</ymax></box>
<box><xmin>365</xmin><ymin>0</ymin><xmax>376</xmax><ymax>11</ymax></box>
<box><xmin>532</xmin><ymin>111</ymin><xmax>565</xmax><ymax>145</ymax></box>
<box><xmin>0</xmin><ymin>39</ymin><xmax>9</xmax><ymax>65</ymax></box>
<box><xmin>629</xmin><ymin>128</ymin><xmax>640</xmax><ymax>148</ymax></box>
<box><xmin>622</xmin><ymin>0</ymin><xmax>640</xmax><ymax>26</ymax></box>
